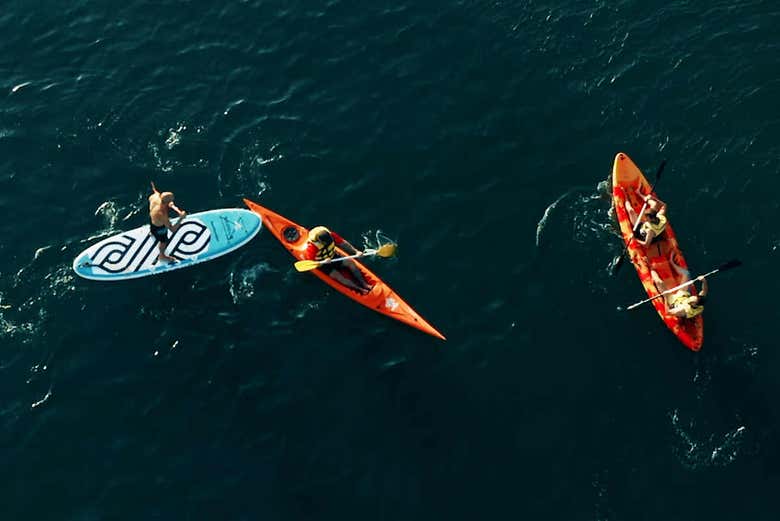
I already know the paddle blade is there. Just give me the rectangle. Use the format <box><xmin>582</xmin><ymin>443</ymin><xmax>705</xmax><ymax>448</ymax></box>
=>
<box><xmin>375</xmin><ymin>243</ymin><xmax>397</xmax><ymax>258</ymax></box>
<box><xmin>610</xmin><ymin>254</ymin><xmax>625</xmax><ymax>275</ymax></box>
<box><xmin>294</xmin><ymin>260</ymin><xmax>322</xmax><ymax>272</ymax></box>
<box><xmin>718</xmin><ymin>259</ymin><xmax>742</xmax><ymax>272</ymax></box>
<box><xmin>653</xmin><ymin>160</ymin><xmax>666</xmax><ymax>183</ymax></box>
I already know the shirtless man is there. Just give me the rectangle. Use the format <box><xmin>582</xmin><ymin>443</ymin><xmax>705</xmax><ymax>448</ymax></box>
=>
<box><xmin>148</xmin><ymin>182</ymin><xmax>187</xmax><ymax>262</ymax></box>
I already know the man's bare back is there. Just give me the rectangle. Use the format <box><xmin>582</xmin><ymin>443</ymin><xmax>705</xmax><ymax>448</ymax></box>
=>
<box><xmin>148</xmin><ymin>182</ymin><xmax>187</xmax><ymax>262</ymax></box>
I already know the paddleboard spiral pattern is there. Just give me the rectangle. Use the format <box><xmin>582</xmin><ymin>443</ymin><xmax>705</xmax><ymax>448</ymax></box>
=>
<box><xmin>171</xmin><ymin>221</ymin><xmax>211</xmax><ymax>256</ymax></box>
<box><xmin>87</xmin><ymin>221</ymin><xmax>211</xmax><ymax>274</ymax></box>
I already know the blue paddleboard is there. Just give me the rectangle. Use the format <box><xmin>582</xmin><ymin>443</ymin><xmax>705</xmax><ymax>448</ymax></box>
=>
<box><xmin>72</xmin><ymin>208</ymin><xmax>262</xmax><ymax>281</ymax></box>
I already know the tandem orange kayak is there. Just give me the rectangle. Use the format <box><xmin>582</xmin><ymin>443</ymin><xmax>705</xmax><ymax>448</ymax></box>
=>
<box><xmin>243</xmin><ymin>199</ymin><xmax>446</xmax><ymax>340</ymax></box>
<box><xmin>612</xmin><ymin>153</ymin><xmax>703</xmax><ymax>351</ymax></box>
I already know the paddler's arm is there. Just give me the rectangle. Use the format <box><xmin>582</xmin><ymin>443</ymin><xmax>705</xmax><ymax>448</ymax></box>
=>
<box><xmin>643</xmin><ymin>193</ymin><xmax>667</xmax><ymax>212</ymax></box>
<box><xmin>167</xmin><ymin>203</ymin><xmax>187</xmax><ymax>233</ymax></box>
<box><xmin>636</xmin><ymin>226</ymin><xmax>653</xmax><ymax>247</ymax></box>
<box><xmin>331</xmin><ymin>232</ymin><xmax>361</xmax><ymax>256</ymax></box>
<box><xmin>338</xmin><ymin>240</ymin><xmax>361</xmax><ymax>256</ymax></box>
<box><xmin>664</xmin><ymin>294</ymin><xmax>689</xmax><ymax>317</ymax></box>
<box><xmin>164</xmin><ymin>213</ymin><xmax>186</xmax><ymax>233</ymax></box>
<box><xmin>696</xmin><ymin>277</ymin><xmax>709</xmax><ymax>298</ymax></box>
<box><xmin>169</xmin><ymin>202</ymin><xmax>186</xmax><ymax>217</ymax></box>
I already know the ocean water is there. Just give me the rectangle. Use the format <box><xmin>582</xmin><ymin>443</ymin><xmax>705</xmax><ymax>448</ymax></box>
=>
<box><xmin>1</xmin><ymin>1</ymin><xmax>779</xmax><ymax>519</ymax></box>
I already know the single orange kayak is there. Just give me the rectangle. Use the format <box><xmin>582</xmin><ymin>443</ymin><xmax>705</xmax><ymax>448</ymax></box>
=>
<box><xmin>243</xmin><ymin>199</ymin><xmax>446</xmax><ymax>340</ymax></box>
<box><xmin>612</xmin><ymin>152</ymin><xmax>703</xmax><ymax>351</ymax></box>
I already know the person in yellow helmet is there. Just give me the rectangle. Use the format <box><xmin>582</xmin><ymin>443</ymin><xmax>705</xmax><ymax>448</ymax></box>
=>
<box><xmin>304</xmin><ymin>226</ymin><xmax>373</xmax><ymax>294</ymax></box>
<box><xmin>624</xmin><ymin>191</ymin><xmax>668</xmax><ymax>247</ymax></box>
<box><xmin>651</xmin><ymin>251</ymin><xmax>708</xmax><ymax>319</ymax></box>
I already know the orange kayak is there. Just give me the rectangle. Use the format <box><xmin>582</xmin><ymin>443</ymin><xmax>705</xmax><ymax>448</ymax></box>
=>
<box><xmin>612</xmin><ymin>153</ymin><xmax>703</xmax><ymax>351</ymax></box>
<box><xmin>243</xmin><ymin>199</ymin><xmax>446</xmax><ymax>340</ymax></box>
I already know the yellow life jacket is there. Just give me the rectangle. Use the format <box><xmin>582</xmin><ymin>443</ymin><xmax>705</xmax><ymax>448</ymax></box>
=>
<box><xmin>641</xmin><ymin>213</ymin><xmax>667</xmax><ymax>236</ymax></box>
<box><xmin>669</xmin><ymin>290</ymin><xmax>704</xmax><ymax>319</ymax></box>
<box><xmin>313</xmin><ymin>240</ymin><xmax>336</xmax><ymax>261</ymax></box>
<box><xmin>309</xmin><ymin>226</ymin><xmax>337</xmax><ymax>261</ymax></box>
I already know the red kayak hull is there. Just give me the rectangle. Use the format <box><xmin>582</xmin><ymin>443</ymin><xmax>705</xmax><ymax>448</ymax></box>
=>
<box><xmin>612</xmin><ymin>153</ymin><xmax>703</xmax><ymax>351</ymax></box>
<box><xmin>243</xmin><ymin>199</ymin><xmax>446</xmax><ymax>340</ymax></box>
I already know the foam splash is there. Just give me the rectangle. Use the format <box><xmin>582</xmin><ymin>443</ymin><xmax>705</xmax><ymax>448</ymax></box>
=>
<box><xmin>591</xmin><ymin>471</ymin><xmax>615</xmax><ymax>521</ymax></box>
<box><xmin>31</xmin><ymin>387</ymin><xmax>53</xmax><ymax>409</ymax></box>
<box><xmin>165</xmin><ymin>122</ymin><xmax>185</xmax><ymax>149</ymax></box>
<box><xmin>0</xmin><ymin>315</ymin><xmax>34</xmax><ymax>340</ymax></box>
<box><xmin>535</xmin><ymin>183</ymin><xmax>614</xmax><ymax>248</ymax></box>
<box><xmin>42</xmin><ymin>265</ymin><xmax>77</xmax><ymax>299</ymax></box>
<box><xmin>0</xmin><ymin>284</ymin><xmax>37</xmax><ymax>343</ymax></box>
<box><xmin>237</xmin><ymin>143</ymin><xmax>277</xmax><ymax>197</ymax></box>
<box><xmin>149</xmin><ymin>142</ymin><xmax>173</xmax><ymax>173</ymax></box>
<box><xmin>11</xmin><ymin>81</ymin><xmax>32</xmax><ymax>93</ymax></box>
<box><xmin>33</xmin><ymin>246</ymin><xmax>52</xmax><ymax>260</ymax></box>
<box><xmin>229</xmin><ymin>262</ymin><xmax>277</xmax><ymax>304</ymax></box>
<box><xmin>535</xmin><ymin>189</ymin><xmax>576</xmax><ymax>247</ymax></box>
<box><xmin>0</xmin><ymin>291</ymin><xmax>11</xmax><ymax>310</ymax></box>
<box><xmin>726</xmin><ymin>343</ymin><xmax>760</xmax><ymax>371</ymax></box>
<box><xmin>669</xmin><ymin>409</ymin><xmax>748</xmax><ymax>469</ymax></box>
<box><xmin>90</xmin><ymin>197</ymin><xmax>144</xmax><ymax>236</ymax></box>
<box><xmin>380</xmin><ymin>355</ymin><xmax>408</xmax><ymax>371</ymax></box>
<box><xmin>94</xmin><ymin>200</ymin><xmax>121</xmax><ymax>230</ymax></box>
<box><xmin>293</xmin><ymin>300</ymin><xmax>320</xmax><ymax>320</ymax></box>
<box><xmin>216</xmin><ymin>129</ymin><xmax>279</xmax><ymax>198</ymax></box>
<box><xmin>361</xmin><ymin>230</ymin><xmax>396</xmax><ymax>252</ymax></box>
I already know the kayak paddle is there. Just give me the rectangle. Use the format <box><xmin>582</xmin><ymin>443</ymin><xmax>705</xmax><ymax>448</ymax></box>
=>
<box><xmin>611</xmin><ymin>160</ymin><xmax>666</xmax><ymax>274</ymax></box>
<box><xmin>618</xmin><ymin>259</ymin><xmax>742</xmax><ymax>311</ymax></box>
<box><xmin>294</xmin><ymin>243</ymin><xmax>397</xmax><ymax>272</ymax></box>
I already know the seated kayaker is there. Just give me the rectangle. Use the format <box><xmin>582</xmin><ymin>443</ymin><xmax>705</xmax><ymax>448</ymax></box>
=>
<box><xmin>624</xmin><ymin>190</ymin><xmax>667</xmax><ymax>246</ymax></box>
<box><xmin>650</xmin><ymin>252</ymin><xmax>708</xmax><ymax>319</ymax></box>
<box><xmin>305</xmin><ymin>226</ymin><xmax>373</xmax><ymax>294</ymax></box>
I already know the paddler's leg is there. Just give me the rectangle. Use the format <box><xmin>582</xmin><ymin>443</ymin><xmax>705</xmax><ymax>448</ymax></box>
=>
<box><xmin>624</xmin><ymin>187</ymin><xmax>648</xmax><ymax>227</ymax></box>
<box><xmin>157</xmin><ymin>241</ymin><xmax>177</xmax><ymax>262</ymax></box>
<box><xmin>342</xmin><ymin>259</ymin><xmax>373</xmax><ymax>292</ymax></box>
<box><xmin>328</xmin><ymin>270</ymin><xmax>370</xmax><ymax>294</ymax></box>
<box><xmin>668</xmin><ymin>250</ymin><xmax>690</xmax><ymax>281</ymax></box>
<box><xmin>650</xmin><ymin>269</ymin><xmax>673</xmax><ymax>308</ymax></box>
<box><xmin>624</xmin><ymin>199</ymin><xmax>638</xmax><ymax>226</ymax></box>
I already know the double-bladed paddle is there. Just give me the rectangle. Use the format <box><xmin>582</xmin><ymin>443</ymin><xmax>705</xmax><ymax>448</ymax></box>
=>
<box><xmin>618</xmin><ymin>259</ymin><xmax>742</xmax><ymax>311</ymax></box>
<box><xmin>294</xmin><ymin>243</ymin><xmax>397</xmax><ymax>272</ymax></box>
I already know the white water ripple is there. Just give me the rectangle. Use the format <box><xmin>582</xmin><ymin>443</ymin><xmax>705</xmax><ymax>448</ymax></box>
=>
<box><xmin>669</xmin><ymin>409</ymin><xmax>748</xmax><ymax>469</ymax></box>
<box><xmin>229</xmin><ymin>262</ymin><xmax>277</xmax><ymax>304</ymax></box>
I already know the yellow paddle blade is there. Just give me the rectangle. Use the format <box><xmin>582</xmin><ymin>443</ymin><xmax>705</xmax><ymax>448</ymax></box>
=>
<box><xmin>294</xmin><ymin>243</ymin><xmax>397</xmax><ymax>272</ymax></box>
<box><xmin>375</xmin><ymin>243</ymin><xmax>397</xmax><ymax>258</ymax></box>
<box><xmin>294</xmin><ymin>259</ymin><xmax>322</xmax><ymax>272</ymax></box>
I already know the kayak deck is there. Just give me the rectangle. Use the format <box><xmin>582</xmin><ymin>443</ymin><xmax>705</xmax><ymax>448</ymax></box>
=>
<box><xmin>243</xmin><ymin>198</ymin><xmax>446</xmax><ymax>340</ymax></box>
<box><xmin>612</xmin><ymin>152</ymin><xmax>703</xmax><ymax>351</ymax></box>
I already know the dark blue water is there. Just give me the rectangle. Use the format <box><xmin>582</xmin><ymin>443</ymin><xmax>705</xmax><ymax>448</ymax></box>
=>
<box><xmin>2</xmin><ymin>1</ymin><xmax>779</xmax><ymax>519</ymax></box>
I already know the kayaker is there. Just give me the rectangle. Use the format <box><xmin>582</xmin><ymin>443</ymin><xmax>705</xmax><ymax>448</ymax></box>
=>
<box><xmin>304</xmin><ymin>226</ymin><xmax>373</xmax><ymax>294</ymax></box>
<box><xmin>650</xmin><ymin>253</ymin><xmax>708</xmax><ymax>319</ymax></box>
<box><xmin>625</xmin><ymin>191</ymin><xmax>667</xmax><ymax>246</ymax></box>
<box><xmin>148</xmin><ymin>181</ymin><xmax>187</xmax><ymax>262</ymax></box>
